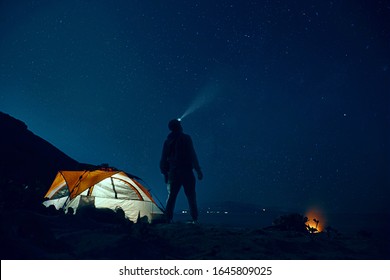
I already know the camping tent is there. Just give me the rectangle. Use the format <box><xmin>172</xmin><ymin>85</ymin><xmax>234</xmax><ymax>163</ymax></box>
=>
<box><xmin>43</xmin><ymin>170</ymin><xmax>164</xmax><ymax>223</ymax></box>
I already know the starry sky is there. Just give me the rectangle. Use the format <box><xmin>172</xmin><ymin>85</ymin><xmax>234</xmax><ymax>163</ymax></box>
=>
<box><xmin>1</xmin><ymin>0</ymin><xmax>389</xmax><ymax>214</ymax></box>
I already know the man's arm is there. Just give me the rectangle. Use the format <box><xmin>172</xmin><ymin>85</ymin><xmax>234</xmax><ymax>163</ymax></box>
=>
<box><xmin>188</xmin><ymin>137</ymin><xmax>203</xmax><ymax>180</ymax></box>
<box><xmin>160</xmin><ymin>141</ymin><xmax>169</xmax><ymax>182</ymax></box>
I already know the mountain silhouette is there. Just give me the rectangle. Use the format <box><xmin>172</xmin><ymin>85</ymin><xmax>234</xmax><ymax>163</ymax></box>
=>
<box><xmin>0</xmin><ymin>111</ymin><xmax>93</xmax><ymax>208</ymax></box>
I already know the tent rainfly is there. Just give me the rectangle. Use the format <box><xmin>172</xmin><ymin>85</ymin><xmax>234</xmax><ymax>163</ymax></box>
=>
<box><xmin>43</xmin><ymin>170</ymin><xmax>164</xmax><ymax>223</ymax></box>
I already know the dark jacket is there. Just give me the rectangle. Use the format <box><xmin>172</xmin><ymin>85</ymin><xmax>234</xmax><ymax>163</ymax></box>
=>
<box><xmin>160</xmin><ymin>131</ymin><xmax>201</xmax><ymax>175</ymax></box>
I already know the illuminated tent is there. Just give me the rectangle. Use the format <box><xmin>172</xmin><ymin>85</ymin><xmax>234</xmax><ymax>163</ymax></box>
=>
<box><xmin>43</xmin><ymin>170</ymin><xmax>164</xmax><ymax>223</ymax></box>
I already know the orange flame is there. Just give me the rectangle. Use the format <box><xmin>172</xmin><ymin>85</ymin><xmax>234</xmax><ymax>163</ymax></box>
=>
<box><xmin>305</xmin><ymin>208</ymin><xmax>325</xmax><ymax>233</ymax></box>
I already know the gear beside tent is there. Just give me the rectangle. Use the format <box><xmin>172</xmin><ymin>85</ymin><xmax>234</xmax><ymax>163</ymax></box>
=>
<box><xmin>43</xmin><ymin>169</ymin><xmax>164</xmax><ymax>223</ymax></box>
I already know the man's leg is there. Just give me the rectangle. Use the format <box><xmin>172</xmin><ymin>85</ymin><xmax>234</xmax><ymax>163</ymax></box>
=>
<box><xmin>183</xmin><ymin>172</ymin><xmax>198</xmax><ymax>221</ymax></box>
<box><xmin>165</xmin><ymin>180</ymin><xmax>181</xmax><ymax>222</ymax></box>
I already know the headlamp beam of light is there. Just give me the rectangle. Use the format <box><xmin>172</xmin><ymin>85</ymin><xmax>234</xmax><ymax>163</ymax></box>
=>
<box><xmin>178</xmin><ymin>83</ymin><xmax>219</xmax><ymax>122</ymax></box>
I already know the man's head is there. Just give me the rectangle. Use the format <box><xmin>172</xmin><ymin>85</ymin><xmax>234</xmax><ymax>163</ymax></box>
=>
<box><xmin>168</xmin><ymin>119</ymin><xmax>183</xmax><ymax>132</ymax></box>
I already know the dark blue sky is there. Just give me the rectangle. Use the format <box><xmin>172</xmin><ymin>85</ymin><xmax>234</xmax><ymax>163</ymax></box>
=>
<box><xmin>1</xmin><ymin>0</ymin><xmax>389</xmax><ymax>214</ymax></box>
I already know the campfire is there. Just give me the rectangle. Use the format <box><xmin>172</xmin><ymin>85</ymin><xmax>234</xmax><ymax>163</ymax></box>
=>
<box><xmin>305</xmin><ymin>208</ymin><xmax>325</xmax><ymax>233</ymax></box>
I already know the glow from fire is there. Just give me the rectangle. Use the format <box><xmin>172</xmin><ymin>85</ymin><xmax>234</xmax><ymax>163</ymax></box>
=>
<box><xmin>305</xmin><ymin>208</ymin><xmax>325</xmax><ymax>233</ymax></box>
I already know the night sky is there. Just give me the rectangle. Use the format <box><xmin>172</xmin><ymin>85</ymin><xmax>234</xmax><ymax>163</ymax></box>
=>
<box><xmin>1</xmin><ymin>0</ymin><xmax>389</xmax><ymax>215</ymax></box>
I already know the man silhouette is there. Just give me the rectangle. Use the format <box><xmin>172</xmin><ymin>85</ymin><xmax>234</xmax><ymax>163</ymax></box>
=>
<box><xmin>160</xmin><ymin>119</ymin><xmax>203</xmax><ymax>223</ymax></box>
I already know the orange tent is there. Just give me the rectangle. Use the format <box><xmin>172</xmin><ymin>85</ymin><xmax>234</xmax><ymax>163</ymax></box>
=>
<box><xmin>43</xmin><ymin>170</ymin><xmax>164</xmax><ymax>223</ymax></box>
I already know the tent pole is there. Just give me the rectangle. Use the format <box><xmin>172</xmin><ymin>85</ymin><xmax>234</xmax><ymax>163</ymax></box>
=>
<box><xmin>62</xmin><ymin>195</ymin><xmax>70</xmax><ymax>210</ymax></box>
